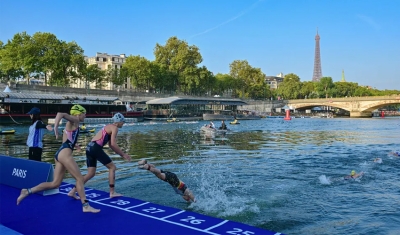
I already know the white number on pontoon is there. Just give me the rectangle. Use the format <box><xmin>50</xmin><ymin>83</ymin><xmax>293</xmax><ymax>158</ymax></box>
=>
<box><xmin>142</xmin><ymin>207</ymin><xmax>165</xmax><ymax>214</ymax></box>
<box><xmin>180</xmin><ymin>216</ymin><xmax>205</xmax><ymax>225</ymax></box>
<box><xmin>85</xmin><ymin>193</ymin><xmax>101</xmax><ymax>198</ymax></box>
<box><xmin>110</xmin><ymin>200</ymin><xmax>130</xmax><ymax>205</ymax></box>
<box><xmin>227</xmin><ymin>228</ymin><xmax>255</xmax><ymax>235</ymax></box>
<box><xmin>61</xmin><ymin>187</ymin><xmax>73</xmax><ymax>192</ymax></box>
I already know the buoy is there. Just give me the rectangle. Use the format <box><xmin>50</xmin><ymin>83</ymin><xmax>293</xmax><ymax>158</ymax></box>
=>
<box><xmin>284</xmin><ymin>109</ymin><xmax>291</xmax><ymax>120</ymax></box>
<box><xmin>380</xmin><ymin>110</ymin><xmax>385</xmax><ymax>118</ymax></box>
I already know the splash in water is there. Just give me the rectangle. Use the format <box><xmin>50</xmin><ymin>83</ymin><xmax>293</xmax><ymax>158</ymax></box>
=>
<box><xmin>189</xmin><ymin>161</ymin><xmax>260</xmax><ymax>217</ymax></box>
<box><xmin>319</xmin><ymin>175</ymin><xmax>331</xmax><ymax>185</ymax></box>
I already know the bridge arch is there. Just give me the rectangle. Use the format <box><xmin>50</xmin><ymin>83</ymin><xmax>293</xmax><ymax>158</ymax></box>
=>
<box><xmin>287</xmin><ymin>95</ymin><xmax>400</xmax><ymax>118</ymax></box>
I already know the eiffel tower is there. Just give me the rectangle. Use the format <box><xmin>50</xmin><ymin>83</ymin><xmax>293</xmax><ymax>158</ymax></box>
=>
<box><xmin>312</xmin><ymin>29</ymin><xmax>322</xmax><ymax>82</ymax></box>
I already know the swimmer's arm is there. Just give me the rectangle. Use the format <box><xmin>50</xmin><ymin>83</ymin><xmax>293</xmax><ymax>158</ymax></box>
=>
<box><xmin>108</xmin><ymin>126</ymin><xmax>131</xmax><ymax>161</ymax></box>
<box><xmin>354</xmin><ymin>172</ymin><xmax>364</xmax><ymax>178</ymax></box>
<box><xmin>54</xmin><ymin>113</ymin><xmax>79</xmax><ymax>138</ymax></box>
<box><xmin>54</xmin><ymin>113</ymin><xmax>79</xmax><ymax>130</ymax></box>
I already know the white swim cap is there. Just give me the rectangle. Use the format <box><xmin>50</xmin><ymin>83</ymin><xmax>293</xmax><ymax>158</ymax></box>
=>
<box><xmin>113</xmin><ymin>113</ymin><xmax>125</xmax><ymax>123</ymax></box>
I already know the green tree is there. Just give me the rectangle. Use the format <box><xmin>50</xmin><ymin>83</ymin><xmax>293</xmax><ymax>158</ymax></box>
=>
<box><xmin>229</xmin><ymin>60</ymin><xmax>267</xmax><ymax>99</ymax></box>
<box><xmin>106</xmin><ymin>67</ymin><xmax>129</xmax><ymax>89</ymax></box>
<box><xmin>149</xmin><ymin>62</ymin><xmax>175</xmax><ymax>93</ymax></box>
<box><xmin>333</xmin><ymin>81</ymin><xmax>358</xmax><ymax>97</ymax></box>
<box><xmin>276</xmin><ymin>73</ymin><xmax>301</xmax><ymax>99</ymax></box>
<box><xmin>123</xmin><ymin>55</ymin><xmax>153</xmax><ymax>91</ymax></box>
<box><xmin>316</xmin><ymin>77</ymin><xmax>334</xmax><ymax>98</ymax></box>
<box><xmin>193</xmin><ymin>66</ymin><xmax>215</xmax><ymax>96</ymax></box>
<box><xmin>44</xmin><ymin>40</ymin><xmax>85</xmax><ymax>87</ymax></box>
<box><xmin>0</xmin><ymin>32</ymin><xmax>36</xmax><ymax>84</ymax></box>
<box><xmin>84</xmin><ymin>64</ymin><xmax>106</xmax><ymax>89</ymax></box>
<box><xmin>0</xmin><ymin>40</ymin><xmax>24</xmax><ymax>83</ymax></box>
<box><xmin>154</xmin><ymin>36</ymin><xmax>202</xmax><ymax>93</ymax></box>
<box><xmin>354</xmin><ymin>86</ymin><xmax>373</xmax><ymax>96</ymax></box>
<box><xmin>215</xmin><ymin>73</ymin><xmax>235</xmax><ymax>97</ymax></box>
<box><xmin>31</xmin><ymin>32</ymin><xmax>62</xmax><ymax>85</ymax></box>
<box><xmin>300</xmin><ymin>81</ymin><xmax>315</xmax><ymax>99</ymax></box>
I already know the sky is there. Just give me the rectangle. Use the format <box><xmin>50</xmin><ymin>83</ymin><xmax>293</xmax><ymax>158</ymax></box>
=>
<box><xmin>1</xmin><ymin>0</ymin><xmax>399</xmax><ymax>90</ymax></box>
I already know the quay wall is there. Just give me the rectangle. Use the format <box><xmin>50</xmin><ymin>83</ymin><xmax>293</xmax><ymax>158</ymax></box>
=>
<box><xmin>10</xmin><ymin>84</ymin><xmax>164</xmax><ymax>103</ymax></box>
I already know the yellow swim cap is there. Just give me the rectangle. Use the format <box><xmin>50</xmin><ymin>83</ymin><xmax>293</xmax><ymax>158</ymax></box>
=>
<box><xmin>351</xmin><ymin>170</ymin><xmax>356</xmax><ymax>176</ymax></box>
<box><xmin>70</xmin><ymin>104</ymin><xmax>86</xmax><ymax>115</ymax></box>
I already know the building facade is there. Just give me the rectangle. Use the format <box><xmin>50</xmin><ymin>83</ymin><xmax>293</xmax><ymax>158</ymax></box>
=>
<box><xmin>265</xmin><ymin>72</ymin><xmax>284</xmax><ymax>89</ymax></box>
<box><xmin>79</xmin><ymin>52</ymin><xmax>131</xmax><ymax>90</ymax></box>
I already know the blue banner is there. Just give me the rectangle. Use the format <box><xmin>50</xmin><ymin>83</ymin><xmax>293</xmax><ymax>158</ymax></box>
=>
<box><xmin>0</xmin><ymin>155</ymin><xmax>58</xmax><ymax>195</ymax></box>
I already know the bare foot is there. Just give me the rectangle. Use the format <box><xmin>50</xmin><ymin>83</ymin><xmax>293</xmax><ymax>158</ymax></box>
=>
<box><xmin>17</xmin><ymin>189</ymin><xmax>29</xmax><ymax>205</ymax></box>
<box><xmin>83</xmin><ymin>205</ymin><xmax>101</xmax><ymax>213</ymax></box>
<box><xmin>110</xmin><ymin>192</ymin><xmax>122</xmax><ymax>198</ymax></box>
<box><xmin>68</xmin><ymin>189</ymin><xmax>80</xmax><ymax>200</ymax></box>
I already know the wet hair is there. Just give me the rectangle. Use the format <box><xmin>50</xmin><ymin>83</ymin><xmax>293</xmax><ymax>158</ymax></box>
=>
<box><xmin>31</xmin><ymin>113</ymin><xmax>42</xmax><ymax>124</ymax></box>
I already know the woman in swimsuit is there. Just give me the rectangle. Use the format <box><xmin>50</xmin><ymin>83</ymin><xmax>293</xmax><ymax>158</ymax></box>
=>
<box><xmin>17</xmin><ymin>105</ymin><xmax>100</xmax><ymax>213</ymax></box>
<box><xmin>68</xmin><ymin>113</ymin><xmax>131</xmax><ymax>199</ymax></box>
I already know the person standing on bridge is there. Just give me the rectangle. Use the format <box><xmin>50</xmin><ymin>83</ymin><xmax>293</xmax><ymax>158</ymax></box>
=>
<box><xmin>26</xmin><ymin>107</ymin><xmax>53</xmax><ymax>161</ymax></box>
<box><xmin>17</xmin><ymin>104</ymin><xmax>100</xmax><ymax>213</ymax></box>
<box><xmin>68</xmin><ymin>112</ymin><xmax>132</xmax><ymax>199</ymax></box>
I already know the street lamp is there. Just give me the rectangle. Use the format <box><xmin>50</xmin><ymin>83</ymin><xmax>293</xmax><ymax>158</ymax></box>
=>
<box><xmin>86</xmin><ymin>72</ymin><xmax>90</xmax><ymax>96</ymax></box>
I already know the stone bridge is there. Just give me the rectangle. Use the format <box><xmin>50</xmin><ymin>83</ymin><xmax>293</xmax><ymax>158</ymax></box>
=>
<box><xmin>287</xmin><ymin>95</ymin><xmax>400</xmax><ymax>117</ymax></box>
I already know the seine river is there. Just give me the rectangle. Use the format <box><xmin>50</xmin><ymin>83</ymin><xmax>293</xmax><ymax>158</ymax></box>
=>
<box><xmin>1</xmin><ymin>117</ymin><xmax>399</xmax><ymax>235</ymax></box>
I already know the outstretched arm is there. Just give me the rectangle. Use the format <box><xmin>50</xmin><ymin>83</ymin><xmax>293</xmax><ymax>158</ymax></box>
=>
<box><xmin>109</xmin><ymin>125</ymin><xmax>131</xmax><ymax>161</ymax></box>
<box><xmin>138</xmin><ymin>160</ymin><xmax>165</xmax><ymax>180</ymax></box>
<box><xmin>36</xmin><ymin>121</ymin><xmax>53</xmax><ymax>131</ymax></box>
<box><xmin>54</xmin><ymin>112</ymin><xmax>80</xmax><ymax>139</ymax></box>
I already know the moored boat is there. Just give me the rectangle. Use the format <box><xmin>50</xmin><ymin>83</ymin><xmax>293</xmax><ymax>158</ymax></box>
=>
<box><xmin>0</xmin><ymin>91</ymin><xmax>143</xmax><ymax>124</ymax></box>
<box><xmin>0</xmin><ymin>129</ymin><xmax>15</xmax><ymax>135</ymax></box>
<box><xmin>230</xmin><ymin>120</ymin><xmax>240</xmax><ymax>125</ymax></box>
<box><xmin>166</xmin><ymin>118</ymin><xmax>180</xmax><ymax>122</ymax></box>
<box><xmin>80</xmin><ymin>128</ymin><xmax>95</xmax><ymax>134</ymax></box>
<box><xmin>145</xmin><ymin>96</ymin><xmax>247</xmax><ymax>121</ymax></box>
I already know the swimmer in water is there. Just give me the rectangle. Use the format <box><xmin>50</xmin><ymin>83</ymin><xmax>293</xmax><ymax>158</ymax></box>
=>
<box><xmin>138</xmin><ymin>160</ymin><xmax>196</xmax><ymax>203</ymax></box>
<box><xmin>344</xmin><ymin>170</ymin><xmax>364</xmax><ymax>180</ymax></box>
<box><xmin>373</xmin><ymin>158</ymin><xmax>382</xmax><ymax>163</ymax></box>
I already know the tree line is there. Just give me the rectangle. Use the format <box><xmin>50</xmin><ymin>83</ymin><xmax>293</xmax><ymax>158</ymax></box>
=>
<box><xmin>275</xmin><ymin>74</ymin><xmax>399</xmax><ymax>99</ymax></box>
<box><xmin>0</xmin><ymin>31</ymin><xmax>399</xmax><ymax>100</ymax></box>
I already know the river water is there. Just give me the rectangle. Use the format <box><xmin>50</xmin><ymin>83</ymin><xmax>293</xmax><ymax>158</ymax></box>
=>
<box><xmin>1</xmin><ymin>117</ymin><xmax>400</xmax><ymax>235</ymax></box>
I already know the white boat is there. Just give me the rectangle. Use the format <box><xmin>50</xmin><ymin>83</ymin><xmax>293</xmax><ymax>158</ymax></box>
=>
<box><xmin>200</xmin><ymin>125</ymin><xmax>229</xmax><ymax>134</ymax></box>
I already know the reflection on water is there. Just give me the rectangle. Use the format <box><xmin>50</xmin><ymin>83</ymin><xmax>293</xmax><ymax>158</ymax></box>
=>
<box><xmin>1</xmin><ymin>117</ymin><xmax>400</xmax><ymax>235</ymax></box>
